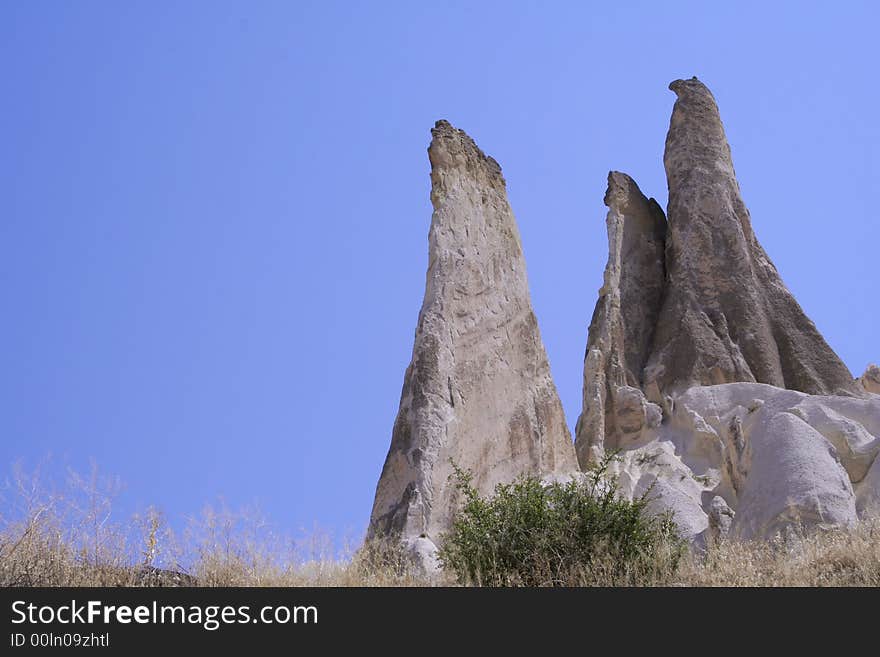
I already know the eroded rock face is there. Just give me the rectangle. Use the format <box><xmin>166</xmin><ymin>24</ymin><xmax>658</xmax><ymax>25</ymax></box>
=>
<box><xmin>574</xmin><ymin>172</ymin><xmax>666</xmax><ymax>468</ymax></box>
<box><xmin>861</xmin><ymin>364</ymin><xmax>880</xmax><ymax>395</ymax></box>
<box><xmin>577</xmin><ymin>78</ymin><xmax>871</xmax><ymax>544</ymax></box>
<box><xmin>367</xmin><ymin>120</ymin><xmax>577</xmax><ymax>563</ymax></box>
<box><xmin>644</xmin><ymin>77</ymin><xmax>859</xmax><ymax>401</ymax></box>
<box><xmin>372</xmin><ymin>78</ymin><xmax>871</xmax><ymax>565</ymax></box>
<box><xmin>606</xmin><ymin>383</ymin><xmax>880</xmax><ymax>543</ymax></box>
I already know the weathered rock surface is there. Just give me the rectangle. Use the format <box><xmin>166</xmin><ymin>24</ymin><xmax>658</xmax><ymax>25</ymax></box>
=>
<box><xmin>861</xmin><ymin>364</ymin><xmax>880</xmax><ymax>395</ymax></box>
<box><xmin>371</xmin><ymin>79</ymin><xmax>874</xmax><ymax>566</ymax></box>
<box><xmin>575</xmin><ymin>172</ymin><xmax>666</xmax><ymax>468</ymax></box>
<box><xmin>367</xmin><ymin>120</ymin><xmax>577</xmax><ymax>564</ymax></box>
<box><xmin>644</xmin><ymin>77</ymin><xmax>859</xmax><ymax>401</ymax></box>
<box><xmin>605</xmin><ymin>383</ymin><xmax>880</xmax><ymax>543</ymax></box>
<box><xmin>576</xmin><ymin>77</ymin><xmax>872</xmax><ymax>544</ymax></box>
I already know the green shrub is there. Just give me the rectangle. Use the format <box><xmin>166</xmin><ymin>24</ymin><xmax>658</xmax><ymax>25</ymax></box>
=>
<box><xmin>437</xmin><ymin>455</ymin><xmax>685</xmax><ymax>586</ymax></box>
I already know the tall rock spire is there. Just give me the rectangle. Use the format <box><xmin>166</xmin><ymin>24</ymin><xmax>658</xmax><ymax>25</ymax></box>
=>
<box><xmin>368</xmin><ymin>121</ymin><xmax>577</xmax><ymax>556</ymax></box>
<box><xmin>575</xmin><ymin>172</ymin><xmax>667</xmax><ymax>467</ymax></box>
<box><xmin>643</xmin><ymin>77</ymin><xmax>858</xmax><ymax>402</ymax></box>
<box><xmin>576</xmin><ymin>78</ymin><xmax>861</xmax><ymax>469</ymax></box>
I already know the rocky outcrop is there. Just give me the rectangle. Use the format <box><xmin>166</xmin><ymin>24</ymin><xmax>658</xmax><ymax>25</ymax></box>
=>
<box><xmin>575</xmin><ymin>172</ymin><xmax>666</xmax><ymax>468</ymax></box>
<box><xmin>367</xmin><ymin>120</ymin><xmax>578</xmax><ymax>565</ymax></box>
<box><xmin>370</xmin><ymin>78</ymin><xmax>875</xmax><ymax>565</ymax></box>
<box><xmin>575</xmin><ymin>77</ymin><xmax>875</xmax><ymax>543</ymax></box>
<box><xmin>643</xmin><ymin>77</ymin><xmax>859</xmax><ymax>401</ymax></box>
<box><xmin>605</xmin><ymin>383</ymin><xmax>880</xmax><ymax>543</ymax></box>
<box><xmin>861</xmin><ymin>364</ymin><xmax>880</xmax><ymax>395</ymax></box>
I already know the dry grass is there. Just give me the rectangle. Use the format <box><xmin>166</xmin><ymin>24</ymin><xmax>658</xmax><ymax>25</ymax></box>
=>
<box><xmin>0</xmin><ymin>461</ymin><xmax>428</xmax><ymax>587</ymax></box>
<box><xmin>674</xmin><ymin>522</ymin><xmax>880</xmax><ymax>587</ymax></box>
<box><xmin>2</xmin><ymin>462</ymin><xmax>879</xmax><ymax>587</ymax></box>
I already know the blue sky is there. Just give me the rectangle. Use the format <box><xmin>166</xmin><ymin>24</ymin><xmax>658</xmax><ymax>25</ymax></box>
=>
<box><xmin>2</xmin><ymin>1</ymin><xmax>877</xmax><ymax>544</ymax></box>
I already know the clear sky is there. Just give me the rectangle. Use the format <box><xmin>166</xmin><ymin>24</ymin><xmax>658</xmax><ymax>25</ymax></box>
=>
<box><xmin>2</xmin><ymin>2</ymin><xmax>877</xmax><ymax>545</ymax></box>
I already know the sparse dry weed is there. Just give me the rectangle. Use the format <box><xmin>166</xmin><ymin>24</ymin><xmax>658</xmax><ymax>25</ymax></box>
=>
<box><xmin>676</xmin><ymin>521</ymin><xmax>880</xmax><ymax>587</ymax></box>
<box><xmin>2</xmin><ymin>462</ymin><xmax>879</xmax><ymax>587</ymax></box>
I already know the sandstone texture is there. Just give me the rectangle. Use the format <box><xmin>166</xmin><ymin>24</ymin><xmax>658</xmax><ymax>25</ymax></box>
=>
<box><xmin>574</xmin><ymin>77</ymin><xmax>875</xmax><ymax>543</ymax></box>
<box><xmin>604</xmin><ymin>383</ymin><xmax>880</xmax><ymax>543</ymax></box>
<box><xmin>371</xmin><ymin>78</ymin><xmax>875</xmax><ymax>565</ymax></box>
<box><xmin>644</xmin><ymin>78</ymin><xmax>859</xmax><ymax>401</ymax></box>
<box><xmin>575</xmin><ymin>172</ymin><xmax>666</xmax><ymax>468</ymax></box>
<box><xmin>367</xmin><ymin>120</ymin><xmax>577</xmax><ymax>565</ymax></box>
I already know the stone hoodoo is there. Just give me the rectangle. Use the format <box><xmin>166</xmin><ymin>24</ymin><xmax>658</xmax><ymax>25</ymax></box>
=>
<box><xmin>370</xmin><ymin>79</ymin><xmax>878</xmax><ymax>562</ymax></box>
<box><xmin>368</xmin><ymin>120</ymin><xmax>577</xmax><ymax>562</ymax></box>
<box><xmin>577</xmin><ymin>78</ymin><xmax>860</xmax><ymax>469</ymax></box>
<box><xmin>643</xmin><ymin>77</ymin><xmax>858</xmax><ymax>402</ymax></box>
<box><xmin>574</xmin><ymin>77</ymin><xmax>879</xmax><ymax>543</ymax></box>
<box><xmin>575</xmin><ymin>172</ymin><xmax>667</xmax><ymax>467</ymax></box>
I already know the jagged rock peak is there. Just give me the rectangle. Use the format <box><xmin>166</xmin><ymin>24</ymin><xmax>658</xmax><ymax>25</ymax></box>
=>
<box><xmin>574</xmin><ymin>171</ymin><xmax>666</xmax><ymax>468</ymax></box>
<box><xmin>664</xmin><ymin>77</ymin><xmax>739</xmax><ymax>197</ymax></box>
<box><xmin>642</xmin><ymin>76</ymin><xmax>860</xmax><ymax>401</ymax></box>
<box><xmin>368</xmin><ymin>120</ymin><xmax>577</xmax><ymax>566</ymax></box>
<box><xmin>429</xmin><ymin>119</ymin><xmax>503</xmax><ymax>184</ymax></box>
<box><xmin>602</xmin><ymin>172</ymin><xmax>667</xmax><ymax>383</ymax></box>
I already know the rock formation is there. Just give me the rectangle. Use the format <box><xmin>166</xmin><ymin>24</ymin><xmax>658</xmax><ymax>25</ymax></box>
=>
<box><xmin>861</xmin><ymin>364</ymin><xmax>880</xmax><ymax>395</ymax></box>
<box><xmin>576</xmin><ymin>77</ymin><xmax>863</xmax><ymax>468</ymax></box>
<box><xmin>367</xmin><ymin>120</ymin><xmax>578</xmax><ymax>566</ymax></box>
<box><xmin>575</xmin><ymin>172</ymin><xmax>666</xmax><ymax>467</ymax></box>
<box><xmin>604</xmin><ymin>382</ymin><xmax>880</xmax><ymax>543</ymax></box>
<box><xmin>643</xmin><ymin>77</ymin><xmax>859</xmax><ymax>401</ymax></box>
<box><xmin>575</xmin><ymin>77</ymin><xmax>880</xmax><ymax>543</ymax></box>
<box><xmin>370</xmin><ymin>78</ymin><xmax>878</xmax><ymax>564</ymax></box>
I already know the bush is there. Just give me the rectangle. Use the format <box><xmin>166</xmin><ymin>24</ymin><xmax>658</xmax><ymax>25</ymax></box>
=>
<box><xmin>437</xmin><ymin>455</ymin><xmax>685</xmax><ymax>586</ymax></box>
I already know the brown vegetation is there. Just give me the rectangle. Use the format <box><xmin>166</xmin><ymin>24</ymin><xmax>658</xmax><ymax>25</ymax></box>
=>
<box><xmin>2</xmin><ymin>463</ymin><xmax>878</xmax><ymax>587</ymax></box>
